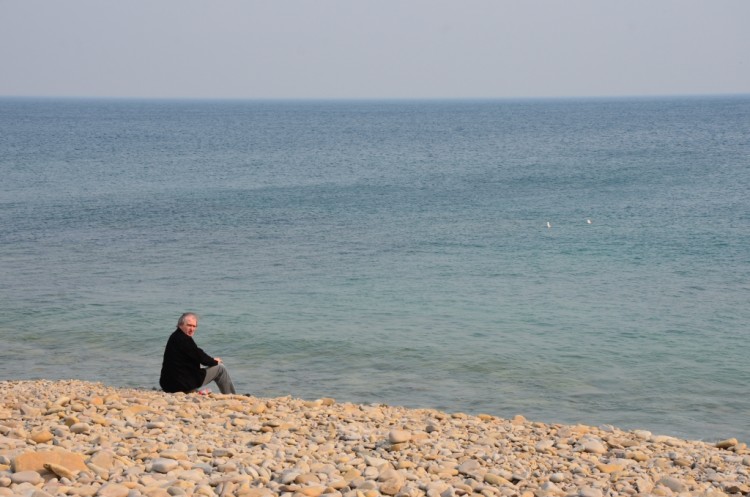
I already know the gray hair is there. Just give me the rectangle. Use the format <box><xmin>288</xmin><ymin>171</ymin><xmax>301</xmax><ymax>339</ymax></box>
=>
<box><xmin>177</xmin><ymin>312</ymin><xmax>199</xmax><ymax>326</ymax></box>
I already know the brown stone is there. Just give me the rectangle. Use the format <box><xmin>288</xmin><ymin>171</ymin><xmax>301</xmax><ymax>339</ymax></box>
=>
<box><xmin>627</xmin><ymin>451</ymin><xmax>649</xmax><ymax>462</ymax></box>
<box><xmin>69</xmin><ymin>485</ymin><xmax>100</xmax><ymax>497</ymax></box>
<box><xmin>716</xmin><ymin>438</ymin><xmax>738</xmax><ymax>449</ymax></box>
<box><xmin>294</xmin><ymin>473</ymin><xmax>320</xmax><ymax>485</ymax></box>
<box><xmin>342</xmin><ymin>468</ymin><xmax>361</xmax><ymax>482</ymax></box>
<box><xmin>10</xmin><ymin>470</ymin><xmax>43</xmax><ymax>485</ymax></box>
<box><xmin>45</xmin><ymin>462</ymin><xmax>78</xmax><ymax>479</ymax></box>
<box><xmin>143</xmin><ymin>488</ymin><xmax>171</xmax><ymax>497</ymax></box>
<box><xmin>90</xmin><ymin>415</ymin><xmax>109</xmax><ymax>426</ymax></box>
<box><xmin>388</xmin><ymin>429</ymin><xmax>411</xmax><ymax>444</ymax></box>
<box><xmin>380</xmin><ymin>478</ymin><xmax>404</xmax><ymax>495</ymax></box>
<box><xmin>123</xmin><ymin>405</ymin><xmax>151</xmax><ymax>416</ymax></box>
<box><xmin>30</xmin><ymin>430</ymin><xmax>54</xmax><ymax>444</ymax></box>
<box><xmin>724</xmin><ymin>483</ymin><xmax>750</xmax><ymax>494</ymax></box>
<box><xmin>298</xmin><ymin>485</ymin><xmax>326</xmax><ymax>497</ymax></box>
<box><xmin>96</xmin><ymin>483</ymin><xmax>131</xmax><ymax>497</ymax></box>
<box><xmin>238</xmin><ymin>489</ymin><xmax>275</xmax><ymax>497</ymax></box>
<box><xmin>511</xmin><ymin>415</ymin><xmax>526</xmax><ymax>425</ymax></box>
<box><xmin>657</xmin><ymin>476</ymin><xmax>687</xmax><ymax>493</ymax></box>
<box><xmin>595</xmin><ymin>463</ymin><xmax>625</xmax><ymax>474</ymax></box>
<box><xmin>88</xmin><ymin>450</ymin><xmax>115</xmax><ymax>470</ymax></box>
<box><xmin>12</xmin><ymin>450</ymin><xmax>88</xmax><ymax>474</ymax></box>
<box><xmin>484</xmin><ymin>473</ymin><xmax>511</xmax><ymax>486</ymax></box>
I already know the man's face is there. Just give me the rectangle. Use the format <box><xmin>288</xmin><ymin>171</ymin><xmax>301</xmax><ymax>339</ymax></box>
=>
<box><xmin>179</xmin><ymin>316</ymin><xmax>198</xmax><ymax>337</ymax></box>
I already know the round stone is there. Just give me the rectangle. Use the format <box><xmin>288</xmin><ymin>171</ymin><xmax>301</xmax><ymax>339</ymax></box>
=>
<box><xmin>30</xmin><ymin>430</ymin><xmax>54</xmax><ymax>444</ymax></box>
<box><xmin>388</xmin><ymin>429</ymin><xmax>411</xmax><ymax>444</ymax></box>
<box><xmin>96</xmin><ymin>483</ymin><xmax>131</xmax><ymax>497</ymax></box>
<box><xmin>549</xmin><ymin>473</ymin><xmax>566</xmax><ymax>483</ymax></box>
<box><xmin>151</xmin><ymin>458</ymin><xmax>180</xmax><ymax>473</ymax></box>
<box><xmin>69</xmin><ymin>423</ymin><xmax>90</xmax><ymax>434</ymax></box>
<box><xmin>10</xmin><ymin>471</ymin><xmax>43</xmax><ymax>485</ymax></box>
<box><xmin>579</xmin><ymin>487</ymin><xmax>603</xmax><ymax>497</ymax></box>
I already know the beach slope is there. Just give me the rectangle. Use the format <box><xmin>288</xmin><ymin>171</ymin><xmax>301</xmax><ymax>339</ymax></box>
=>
<box><xmin>1</xmin><ymin>380</ymin><xmax>747</xmax><ymax>497</ymax></box>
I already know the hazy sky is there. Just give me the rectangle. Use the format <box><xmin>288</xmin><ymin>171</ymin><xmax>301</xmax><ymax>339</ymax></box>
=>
<box><xmin>1</xmin><ymin>0</ymin><xmax>748</xmax><ymax>100</ymax></box>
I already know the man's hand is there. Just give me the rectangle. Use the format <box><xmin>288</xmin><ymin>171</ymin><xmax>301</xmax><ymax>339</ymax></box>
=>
<box><xmin>214</xmin><ymin>357</ymin><xmax>223</xmax><ymax>364</ymax></box>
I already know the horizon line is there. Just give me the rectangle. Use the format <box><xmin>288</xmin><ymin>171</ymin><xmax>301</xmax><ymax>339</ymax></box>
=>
<box><xmin>1</xmin><ymin>92</ymin><xmax>749</xmax><ymax>104</ymax></box>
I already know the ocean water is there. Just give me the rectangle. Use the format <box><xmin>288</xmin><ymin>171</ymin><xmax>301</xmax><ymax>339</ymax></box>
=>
<box><xmin>1</xmin><ymin>96</ymin><xmax>748</xmax><ymax>442</ymax></box>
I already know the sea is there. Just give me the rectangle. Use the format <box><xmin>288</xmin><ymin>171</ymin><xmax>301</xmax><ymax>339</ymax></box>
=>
<box><xmin>1</xmin><ymin>96</ymin><xmax>748</xmax><ymax>443</ymax></box>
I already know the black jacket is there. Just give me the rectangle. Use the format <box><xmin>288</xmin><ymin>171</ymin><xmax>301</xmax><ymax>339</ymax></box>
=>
<box><xmin>159</xmin><ymin>329</ymin><xmax>218</xmax><ymax>393</ymax></box>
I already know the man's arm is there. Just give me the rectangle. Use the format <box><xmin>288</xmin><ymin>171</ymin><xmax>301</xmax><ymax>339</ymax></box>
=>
<box><xmin>179</xmin><ymin>333</ymin><xmax>219</xmax><ymax>367</ymax></box>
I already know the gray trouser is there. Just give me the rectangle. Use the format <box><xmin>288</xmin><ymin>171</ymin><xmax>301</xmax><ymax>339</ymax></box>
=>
<box><xmin>200</xmin><ymin>364</ymin><xmax>237</xmax><ymax>394</ymax></box>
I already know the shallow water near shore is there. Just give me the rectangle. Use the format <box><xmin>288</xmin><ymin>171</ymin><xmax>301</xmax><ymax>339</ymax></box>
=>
<box><xmin>1</xmin><ymin>96</ymin><xmax>749</xmax><ymax>442</ymax></box>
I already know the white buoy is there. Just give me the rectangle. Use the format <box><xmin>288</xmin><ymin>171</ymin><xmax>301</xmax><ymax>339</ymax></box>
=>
<box><xmin>546</xmin><ymin>221</ymin><xmax>552</xmax><ymax>228</ymax></box>
<box><xmin>586</xmin><ymin>219</ymin><xmax>592</xmax><ymax>224</ymax></box>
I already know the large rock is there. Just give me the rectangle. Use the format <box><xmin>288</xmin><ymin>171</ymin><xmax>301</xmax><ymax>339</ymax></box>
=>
<box><xmin>12</xmin><ymin>449</ymin><xmax>88</xmax><ymax>474</ymax></box>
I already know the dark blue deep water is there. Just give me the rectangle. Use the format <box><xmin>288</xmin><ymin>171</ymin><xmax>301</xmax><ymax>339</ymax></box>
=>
<box><xmin>1</xmin><ymin>96</ymin><xmax>749</xmax><ymax>442</ymax></box>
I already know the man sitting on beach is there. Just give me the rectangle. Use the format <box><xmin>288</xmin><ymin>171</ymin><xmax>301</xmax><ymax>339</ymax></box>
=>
<box><xmin>159</xmin><ymin>312</ymin><xmax>237</xmax><ymax>394</ymax></box>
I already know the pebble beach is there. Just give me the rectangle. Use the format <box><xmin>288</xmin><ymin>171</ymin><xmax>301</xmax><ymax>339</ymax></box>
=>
<box><xmin>1</xmin><ymin>380</ymin><xmax>747</xmax><ymax>497</ymax></box>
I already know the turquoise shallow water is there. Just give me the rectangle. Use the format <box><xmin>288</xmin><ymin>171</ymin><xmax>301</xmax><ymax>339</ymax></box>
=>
<box><xmin>1</xmin><ymin>96</ymin><xmax>749</xmax><ymax>442</ymax></box>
